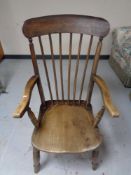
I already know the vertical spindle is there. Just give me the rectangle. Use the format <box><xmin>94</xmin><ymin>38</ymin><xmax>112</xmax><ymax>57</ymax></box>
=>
<box><xmin>67</xmin><ymin>33</ymin><xmax>72</xmax><ymax>103</ymax></box>
<box><xmin>38</xmin><ymin>36</ymin><xmax>53</xmax><ymax>103</ymax></box>
<box><xmin>59</xmin><ymin>33</ymin><xmax>64</xmax><ymax>100</ymax></box>
<box><xmin>86</xmin><ymin>39</ymin><xmax>102</xmax><ymax>106</ymax></box>
<box><xmin>49</xmin><ymin>34</ymin><xmax>59</xmax><ymax>101</ymax></box>
<box><xmin>73</xmin><ymin>34</ymin><xmax>83</xmax><ymax>102</ymax></box>
<box><xmin>79</xmin><ymin>35</ymin><xmax>93</xmax><ymax>103</ymax></box>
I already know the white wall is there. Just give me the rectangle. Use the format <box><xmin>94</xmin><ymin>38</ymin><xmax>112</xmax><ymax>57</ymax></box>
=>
<box><xmin>0</xmin><ymin>0</ymin><xmax>131</xmax><ymax>55</ymax></box>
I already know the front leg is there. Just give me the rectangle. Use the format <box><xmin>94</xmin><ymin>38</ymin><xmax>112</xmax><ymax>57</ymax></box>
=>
<box><xmin>33</xmin><ymin>147</ymin><xmax>40</xmax><ymax>173</ymax></box>
<box><xmin>91</xmin><ymin>148</ymin><xmax>99</xmax><ymax>170</ymax></box>
<box><xmin>27</xmin><ymin>107</ymin><xmax>39</xmax><ymax>128</ymax></box>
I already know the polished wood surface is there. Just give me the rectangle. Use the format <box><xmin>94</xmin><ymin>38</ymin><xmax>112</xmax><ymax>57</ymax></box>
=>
<box><xmin>14</xmin><ymin>14</ymin><xmax>119</xmax><ymax>172</ymax></box>
<box><xmin>13</xmin><ymin>75</ymin><xmax>38</xmax><ymax>118</ymax></box>
<box><xmin>86</xmin><ymin>40</ymin><xmax>102</xmax><ymax>106</ymax></box>
<box><xmin>73</xmin><ymin>34</ymin><xmax>83</xmax><ymax>101</ymax></box>
<box><xmin>23</xmin><ymin>15</ymin><xmax>110</xmax><ymax>104</ymax></box>
<box><xmin>23</xmin><ymin>15</ymin><xmax>110</xmax><ymax>38</ymax></box>
<box><xmin>29</xmin><ymin>39</ymin><xmax>45</xmax><ymax>104</ymax></box>
<box><xmin>93</xmin><ymin>75</ymin><xmax>119</xmax><ymax>118</ymax></box>
<box><xmin>27</xmin><ymin>107</ymin><xmax>39</xmax><ymax>128</ymax></box>
<box><xmin>38</xmin><ymin>36</ymin><xmax>53</xmax><ymax>102</ymax></box>
<box><xmin>93</xmin><ymin>106</ymin><xmax>105</xmax><ymax>127</ymax></box>
<box><xmin>79</xmin><ymin>35</ymin><xmax>93</xmax><ymax>103</ymax></box>
<box><xmin>59</xmin><ymin>33</ymin><xmax>64</xmax><ymax>100</ymax></box>
<box><xmin>33</xmin><ymin>147</ymin><xmax>40</xmax><ymax>173</ymax></box>
<box><xmin>32</xmin><ymin>104</ymin><xmax>102</xmax><ymax>153</ymax></box>
<box><xmin>49</xmin><ymin>34</ymin><xmax>59</xmax><ymax>100</ymax></box>
<box><xmin>68</xmin><ymin>33</ymin><xmax>72</xmax><ymax>102</ymax></box>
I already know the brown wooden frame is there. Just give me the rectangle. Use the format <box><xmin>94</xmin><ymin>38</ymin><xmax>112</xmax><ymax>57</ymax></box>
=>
<box><xmin>13</xmin><ymin>14</ymin><xmax>119</xmax><ymax>173</ymax></box>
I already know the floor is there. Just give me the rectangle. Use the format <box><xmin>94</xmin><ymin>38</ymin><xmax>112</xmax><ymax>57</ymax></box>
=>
<box><xmin>0</xmin><ymin>59</ymin><xmax>131</xmax><ymax>175</ymax></box>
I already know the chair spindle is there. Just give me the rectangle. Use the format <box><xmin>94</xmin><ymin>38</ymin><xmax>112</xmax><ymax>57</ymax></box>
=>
<box><xmin>48</xmin><ymin>34</ymin><xmax>59</xmax><ymax>101</ymax></box>
<box><xmin>73</xmin><ymin>34</ymin><xmax>83</xmax><ymax>102</ymax></box>
<box><xmin>38</xmin><ymin>36</ymin><xmax>53</xmax><ymax>103</ymax></box>
<box><xmin>59</xmin><ymin>33</ymin><xmax>64</xmax><ymax>100</ymax></box>
<box><xmin>86</xmin><ymin>39</ymin><xmax>102</xmax><ymax>106</ymax></box>
<box><xmin>29</xmin><ymin>38</ymin><xmax>45</xmax><ymax>104</ymax></box>
<box><xmin>67</xmin><ymin>33</ymin><xmax>72</xmax><ymax>102</ymax></box>
<box><xmin>79</xmin><ymin>35</ymin><xmax>93</xmax><ymax>103</ymax></box>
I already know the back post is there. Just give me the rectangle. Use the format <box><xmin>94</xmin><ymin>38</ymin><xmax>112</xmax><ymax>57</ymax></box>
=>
<box><xmin>86</xmin><ymin>38</ymin><xmax>103</xmax><ymax>106</ymax></box>
<box><xmin>29</xmin><ymin>38</ymin><xmax>45</xmax><ymax>105</ymax></box>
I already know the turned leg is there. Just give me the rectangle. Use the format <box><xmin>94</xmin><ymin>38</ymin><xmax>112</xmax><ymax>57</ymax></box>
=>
<box><xmin>33</xmin><ymin>147</ymin><xmax>40</xmax><ymax>173</ymax></box>
<box><xmin>92</xmin><ymin>148</ymin><xmax>99</xmax><ymax>170</ymax></box>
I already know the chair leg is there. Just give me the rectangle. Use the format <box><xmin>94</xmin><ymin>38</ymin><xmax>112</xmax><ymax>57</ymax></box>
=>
<box><xmin>91</xmin><ymin>148</ymin><xmax>99</xmax><ymax>170</ymax></box>
<box><xmin>33</xmin><ymin>147</ymin><xmax>40</xmax><ymax>173</ymax></box>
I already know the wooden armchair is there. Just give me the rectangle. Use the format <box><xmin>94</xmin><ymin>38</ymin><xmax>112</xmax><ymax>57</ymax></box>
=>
<box><xmin>13</xmin><ymin>15</ymin><xmax>119</xmax><ymax>173</ymax></box>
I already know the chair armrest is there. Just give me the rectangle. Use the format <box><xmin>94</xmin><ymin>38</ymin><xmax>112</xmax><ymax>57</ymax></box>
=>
<box><xmin>13</xmin><ymin>75</ymin><xmax>39</xmax><ymax>118</ymax></box>
<box><xmin>93</xmin><ymin>74</ymin><xmax>119</xmax><ymax>118</ymax></box>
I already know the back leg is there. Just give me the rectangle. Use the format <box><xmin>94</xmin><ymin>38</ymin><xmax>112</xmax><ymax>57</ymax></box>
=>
<box><xmin>33</xmin><ymin>147</ymin><xmax>40</xmax><ymax>173</ymax></box>
<box><xmin>91</xmin><ymin>148</ymin><xmax>99</xmax><ymax>170</ymax></box>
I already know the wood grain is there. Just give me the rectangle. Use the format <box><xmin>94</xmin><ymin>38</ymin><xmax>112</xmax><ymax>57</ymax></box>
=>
<box><xmin>73</xmin><ymin>34</ymin><xmax>83</xmax><ymax>101</ymax></box>
<box><xmin>86</xmin><ymin>40</ymin><xmax>102</xmax><ymax>106</ymax></box>
<box><xmin>93</xmin><ymin>106</ymin><xmax>105</xmax><ymax>127</ymax></box>
<box><xmin>23</xmin><ymin>14</ymin><xmax>110</xmax><ymax>38</ymax></box>
<box><xmin>13</xmin><ymin>75</ymin><xmax>38</xmax><ymax>118</ymax></box>
<box><xmin>59</xmin><ymin>33</ymin><xmax>64</xmax><ymax>100</ymax></box>
<box><xmin>33</xmin><ymin>147</ymin><xmax>40</xmax><ymax>173</ymax></box>
<box><xmin>32</xmin><ymin>104</ymin><xmax>102</xmax><ymax>153</ymax></box>
<box><xmin>14</xmin><ymin>14</ymin><xmax>119</xmax><ymax>172</ymax></box>
<box><xmin>29</xmin><ymin>39</ymin><xmax>45</xmax><ymax>104</ymax></box>
<box><xmin>67</xmin><ymin>33</ymin><xmax>72</xmax><ymax>102</ymax></box>
<box><xmin>27</xmin><ymin>107</ymin><xmax>39</xmax><ymax>128</ymax></box>
<box><xmin>38</xmin><ymin>36</ymin><xmax>53</xmax><ymax>102</ymax></box>
<box><xmin>93</xmin><ymin>75</ymin><xmax>119</xmax><ymax>118</ymax></box>
<box><xmin>49</xmin><ymin>34</ymin><xmax>59</xmax><ymax>100</ymax></box>
<box><xmin>79</xmin><ymin>35</ymin><xmax>93</xmax><ymax>103</ymax></box>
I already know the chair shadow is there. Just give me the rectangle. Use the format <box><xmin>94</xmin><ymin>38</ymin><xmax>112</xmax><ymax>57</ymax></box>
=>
<box><xmin>40</xmin><ymin>144</ymin><xmax>109</xmax><ymax>172</ymax></box>
<box><xmin>40</xmin><ymin>153</ymin><xmax>50</xmax><ymax>170</ymax></box>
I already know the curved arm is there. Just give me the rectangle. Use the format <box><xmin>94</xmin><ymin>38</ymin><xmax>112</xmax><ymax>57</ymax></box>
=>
<box><xmin>93</xmin><ymin>74</ymin><xmax>119</xmax><ymax>118</ymax></box>
<box><xmin>13</xmin><ymin>75</ymin><xmax>39</xmax><ymax>118</ymax></box>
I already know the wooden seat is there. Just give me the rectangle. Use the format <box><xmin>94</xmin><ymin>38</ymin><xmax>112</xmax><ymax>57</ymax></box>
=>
<box><xmin>32</xmin><ymin>104</ymin><xmax>102</xmax><ymax>153</ymax></box>
<box><xmin>13</xmin><ymin>14</ymin><xmax>119</xmax><ymax>173</ymax></box>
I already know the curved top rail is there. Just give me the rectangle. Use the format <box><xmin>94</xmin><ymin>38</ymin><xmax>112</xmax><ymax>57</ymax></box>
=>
<box><xmin>23</xmin><ymin>14</ymin><xmax>110</xmax><ymax>38</ymax></box>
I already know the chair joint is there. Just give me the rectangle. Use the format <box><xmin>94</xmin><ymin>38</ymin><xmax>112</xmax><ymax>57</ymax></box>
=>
<box><xmin>93</xmin><ymin>106</ymin><xmax>105</xmax><ymax>127</ymax></box>
<box><xmin>27</xmin><ymin>107</ymin><xmax>39</xmax><ymax>128</ymax></box>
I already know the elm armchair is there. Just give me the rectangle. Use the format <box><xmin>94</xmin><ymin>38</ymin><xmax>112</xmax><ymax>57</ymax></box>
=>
<box><xmin>13</xmin><ymin>14</ymin><xmax>119</xmax><ymax>173</ymax></box>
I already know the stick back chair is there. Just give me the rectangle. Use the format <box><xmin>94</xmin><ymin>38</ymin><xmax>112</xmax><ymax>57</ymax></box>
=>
<box><xmin>13</xmin><ymin>14</ymin><xmax>119</xmax><ymax>173</ymax></box>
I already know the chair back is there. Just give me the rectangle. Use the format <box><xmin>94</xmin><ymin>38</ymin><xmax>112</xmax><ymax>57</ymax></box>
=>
<box><xmin>23</xmin><ymin>14</ymin><xmax>110</xmax><ymax>106</ymax></box>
